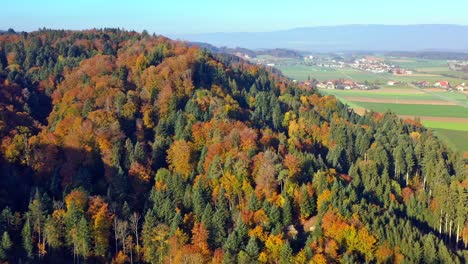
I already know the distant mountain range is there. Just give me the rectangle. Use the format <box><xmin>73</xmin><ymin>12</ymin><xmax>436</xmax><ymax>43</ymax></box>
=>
<box><xmin>171</xmin><ymin>24</ymin><xmax>468</xmax><ymax>52</ymax></box>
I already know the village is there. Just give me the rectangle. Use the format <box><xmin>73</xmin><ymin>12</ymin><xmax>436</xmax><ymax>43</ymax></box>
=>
<box><xmin>304</xmin><ymin>55</ymin><xmax>414</xmax><ymax>74</ymax></box>
<box><xmin>313</xmin><ymin>79</ymin><xmax>377</xmax><ymax>90</ymax></box>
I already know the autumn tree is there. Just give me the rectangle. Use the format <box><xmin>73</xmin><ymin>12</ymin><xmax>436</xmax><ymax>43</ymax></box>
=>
<box><xmin>167</xmin><ymin>140</ymin><xmax>194</xmax><ymax>179</ymax></box>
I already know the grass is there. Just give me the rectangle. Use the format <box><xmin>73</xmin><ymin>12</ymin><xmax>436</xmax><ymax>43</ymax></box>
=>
<box><xmin>276</xmin><ymin>65</ymin><xmax>343</xmax><ymax>81</ymax></box>
<box><xmin>385</xmin><ymin>58</ymin><xmax>448</xmax><ymax>69</ymax></box>
<box><xmin>431</xmin><ymin>128</ymin><xmax>468</xmax><ymax>153</ymax></box>
<box><xmin>321</xmin><ymin>89</ymin><xmax>437</xmax><ymax>100</ymax></box>
<box><xmin>389</xmin><ymin>74</ymin><xmax>465</xmax><ymax>85</ymax></box>
<box><xmin>422</xmin><ymin>121</ymin><xmax>468</xmax><ymax>131</ymax></box>
<box><xmin>432</xmin><ymin>92</ymin><xmax>468</xmax><ymax>104</ymax></box>
<box><xmin>353</xmin><ymin>102</ymin><xmax>468</xmax><ymax>118</ymax></box>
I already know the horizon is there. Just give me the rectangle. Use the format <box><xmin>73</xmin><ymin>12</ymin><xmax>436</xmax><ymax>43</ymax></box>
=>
<box><xmin>4</xmin><ymin>23</ymin><xmax>468</xmax><ymax>35</ymax></box>
<box><xmin>4</xmin><ymin>0</ymin><xmax>468</xmax><ymax>34</ymax></box>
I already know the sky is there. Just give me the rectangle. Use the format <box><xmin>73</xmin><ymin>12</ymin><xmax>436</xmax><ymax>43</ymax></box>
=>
<box><xmin>3</xmin><ymin>0</ymin><xmax>468</xmax><ymax>34</ymax></box>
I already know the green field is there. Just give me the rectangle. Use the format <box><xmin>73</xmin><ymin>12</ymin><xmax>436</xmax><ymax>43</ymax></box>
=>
<box><xmin>354</xmin><ymin>102</ymin><xmax>468</xmax><ymax>118</ymax></box>
<box><xmin>276</xmin><ymin>65</ymin><xmax>346</xmax><ymax>81</ymax></box>
<box><xmin>422</xmin><ymin>121</ymin><xmax>468</xmax><ymax>131</ymax></box>
<box><xmin>385</xmin><ymin>58</ymin><xmax>447</xmax><ymax>69</ymax></box>
<box><xmin>321</xmin><ymin>89</ymin><xmax>437</xmax><ymax>100</ymax></box>
<box><xmin>389</xmin><ymin>74</ymin><xmax>465</xmax><ymax>85</ymax></box>
<box><xmin>433</xmin><ymin>92</ymin><xmax>468</xmax><ymax>103</ymax></box>
<box><xmin>431</xmin><ymin>128</ymin><xmax>468</xmax><ymax>152</ymax></box>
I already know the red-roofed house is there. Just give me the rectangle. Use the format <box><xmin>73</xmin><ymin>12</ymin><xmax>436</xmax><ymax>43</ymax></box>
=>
<box><xmin>435</xmin><ymin>80</ymin><xmax>450</xmax><ymax>88</ymax></box>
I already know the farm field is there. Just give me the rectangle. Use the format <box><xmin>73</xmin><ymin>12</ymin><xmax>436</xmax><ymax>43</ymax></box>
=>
<box><xmin>421</xmin><ymin>120</ymin><xmax>468</xmax><ymax>131</ymax></box>
<box><xmin>431</xmin><ymin>128</ymin><xmax>468</xmax><ymax>153</ymax></box>
<box><xmin>352</xmin><ymin>102</ymin><xmax>468</xmax><ymax>118</ymax></box>
<box><xmin>276</xmin><ymin>65</ymin><xmax>345</xmax><ymax>81</ymax></box>
<box><xmin>384</xmin><ymin>58</ymin><xmax>447</xmax><ymax>69</ymax></box>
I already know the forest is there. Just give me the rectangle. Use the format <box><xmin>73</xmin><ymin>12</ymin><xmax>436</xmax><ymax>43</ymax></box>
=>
<box><xmin>0</xmin><ymin>29</ymin><xmax>466</xmax><ymax>263</ymax></box>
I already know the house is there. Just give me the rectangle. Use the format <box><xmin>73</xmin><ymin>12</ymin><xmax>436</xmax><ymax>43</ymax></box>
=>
<box><xmin>434</xmin><ymin>80</ymin><xmax>450</xmax><ymax>88</ymax></box>
<box><xmin>326</xmin><ymin>81</ymin><xmax>335</xmax><ymax>89</ymax></box>
<box><xmin>419</xmin><ymin>81</ymin><xmax>431</xmax><ymax>87</ymax></box>
<box><xmin>392</xmin><ymin>68</ymin><xmax>405</xmax><ymax>75</ymax></box>
<box><xmin>316</xmin><ymin>82</ymin><xmax>327</xmax><ymax>89</ymax></box>
<box><xmin>456</xmin><ymin>85</ymin><xmax>465</xmax><ymax>92</ymax></box>
<box><xmin>387</xmin><ymin>80</ymin><xmax>397</xmax><ymax>86</ymax></box>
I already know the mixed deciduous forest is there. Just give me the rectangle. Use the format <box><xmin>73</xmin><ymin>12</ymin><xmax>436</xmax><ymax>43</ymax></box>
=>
<box><xmin>0</xmin><ymin>29</ymin><xmax>466</xmax><ymax>263</ymax></box>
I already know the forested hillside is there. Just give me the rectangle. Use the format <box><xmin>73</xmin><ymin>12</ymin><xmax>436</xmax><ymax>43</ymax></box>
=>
<box><xmin>0</xmin><ymin>29</ymin><xmax>466</xmax><ymax>263</ymax></box>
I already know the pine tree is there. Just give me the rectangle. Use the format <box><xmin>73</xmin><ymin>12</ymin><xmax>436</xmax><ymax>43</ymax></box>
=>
<box><xmin>212</xmin><ymin>209</ymin><xmax>228</xmax><ymax>248</ymax></box>
<box><xmin>282</xmin><ymin>196</ymin><xmax>293</xmax><ymax>226</ymax></box>
<box><xmin>247</xmin><ymin>193</ymin><xmax>260</xmax><ymax>211</ymax></box>
<box><xmin>44</xmin><ymin>215</ymin><xmax>62</xmax><ymax>249</ymax></box>
<box><xmin>0</xmin><ymin>231</ymin><xmax>12</xmax><ymax>260</ymax></box>
<box><xmin>169</xmin><ymin>212</ymin><xmax>182</xmax><ymax>235</ymax></box>
<box><xmin>245</xmin><ymin>236</ymin><xmax>259</xmax><ymax>260</ymax></box>
<box><xmin>280</xmin><ymin>242</ymin><xmax>293</xmax><ymax>264</ymax></box>
<box><xmin>22</xmin><ymin>217</ymin><xmax>33</xmax><ymax>258</ymax></box>
<box><xmin>28</xmin><ymin>190</ymin><xmax>46</xmax><ymax>255</ymax></box>
<box><xmin>269</xmin><ymin>205</ymin><xmax>281</xmax><ymax>229</ymax></box>
<box><xmin>223</xmin><ymin>231</ymin><xmax>238</xmax><ymax>254</ymax></box>
<box><xmin>133</xmin><ymin>142</ymin><xmax>145</xmax><ymax>164</ymax></box>
<box><xmin>201</xmin><ymin>204</ymin><xmax>214</xmax><ymax>247</ymax></box>
<box><xmin>0</xmin><ymin>47</ymin><xmax>7</xmax><ymax>70</ymax></box>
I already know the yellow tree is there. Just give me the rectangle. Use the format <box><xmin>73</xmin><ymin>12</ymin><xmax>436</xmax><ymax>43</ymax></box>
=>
<box><xmin>88</xmin><ymin>196</ymin><xmax>113</xmax><ymax>257</ymax></box>
<box><xmin>167</xmin><ymin>140</ymin><xmax>193</xmax><ymax>179</ymax></box>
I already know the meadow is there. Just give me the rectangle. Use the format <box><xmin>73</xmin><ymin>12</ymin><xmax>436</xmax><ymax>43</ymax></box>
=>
<box><xmin>431</xmin><ymin>128</ymin><xmax>468</xmax><ymax>153</ymax></box>
<box><xmin>353</xmin><ymin>102</ymin><xmax>468</xmax><ymax>118</ymax></box>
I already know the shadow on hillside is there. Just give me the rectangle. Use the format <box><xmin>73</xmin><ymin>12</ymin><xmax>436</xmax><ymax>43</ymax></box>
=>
<box><xmin>0</xmin><ymin>143</ymin><xmax>151</xmax><ymax>263</ymax></box>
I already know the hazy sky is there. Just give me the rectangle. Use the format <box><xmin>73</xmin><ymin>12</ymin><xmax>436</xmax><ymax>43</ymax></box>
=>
<box><xmin>4</xmin><ymin>0</ymin><xmax>468</xmax><ymax>34</ymax></box>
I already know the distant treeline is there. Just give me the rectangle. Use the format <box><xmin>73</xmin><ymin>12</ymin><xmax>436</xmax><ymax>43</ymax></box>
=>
<box><xmin>190</xmin><ymin>42</ymin><xmax>303</xmax><ymax>59</ymax></box>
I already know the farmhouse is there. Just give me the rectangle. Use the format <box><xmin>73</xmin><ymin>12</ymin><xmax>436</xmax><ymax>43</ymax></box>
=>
<box><xmin>434</xmin><ymin>80</ymin><xmax>450</xmax><ymax>88</ymax></box>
